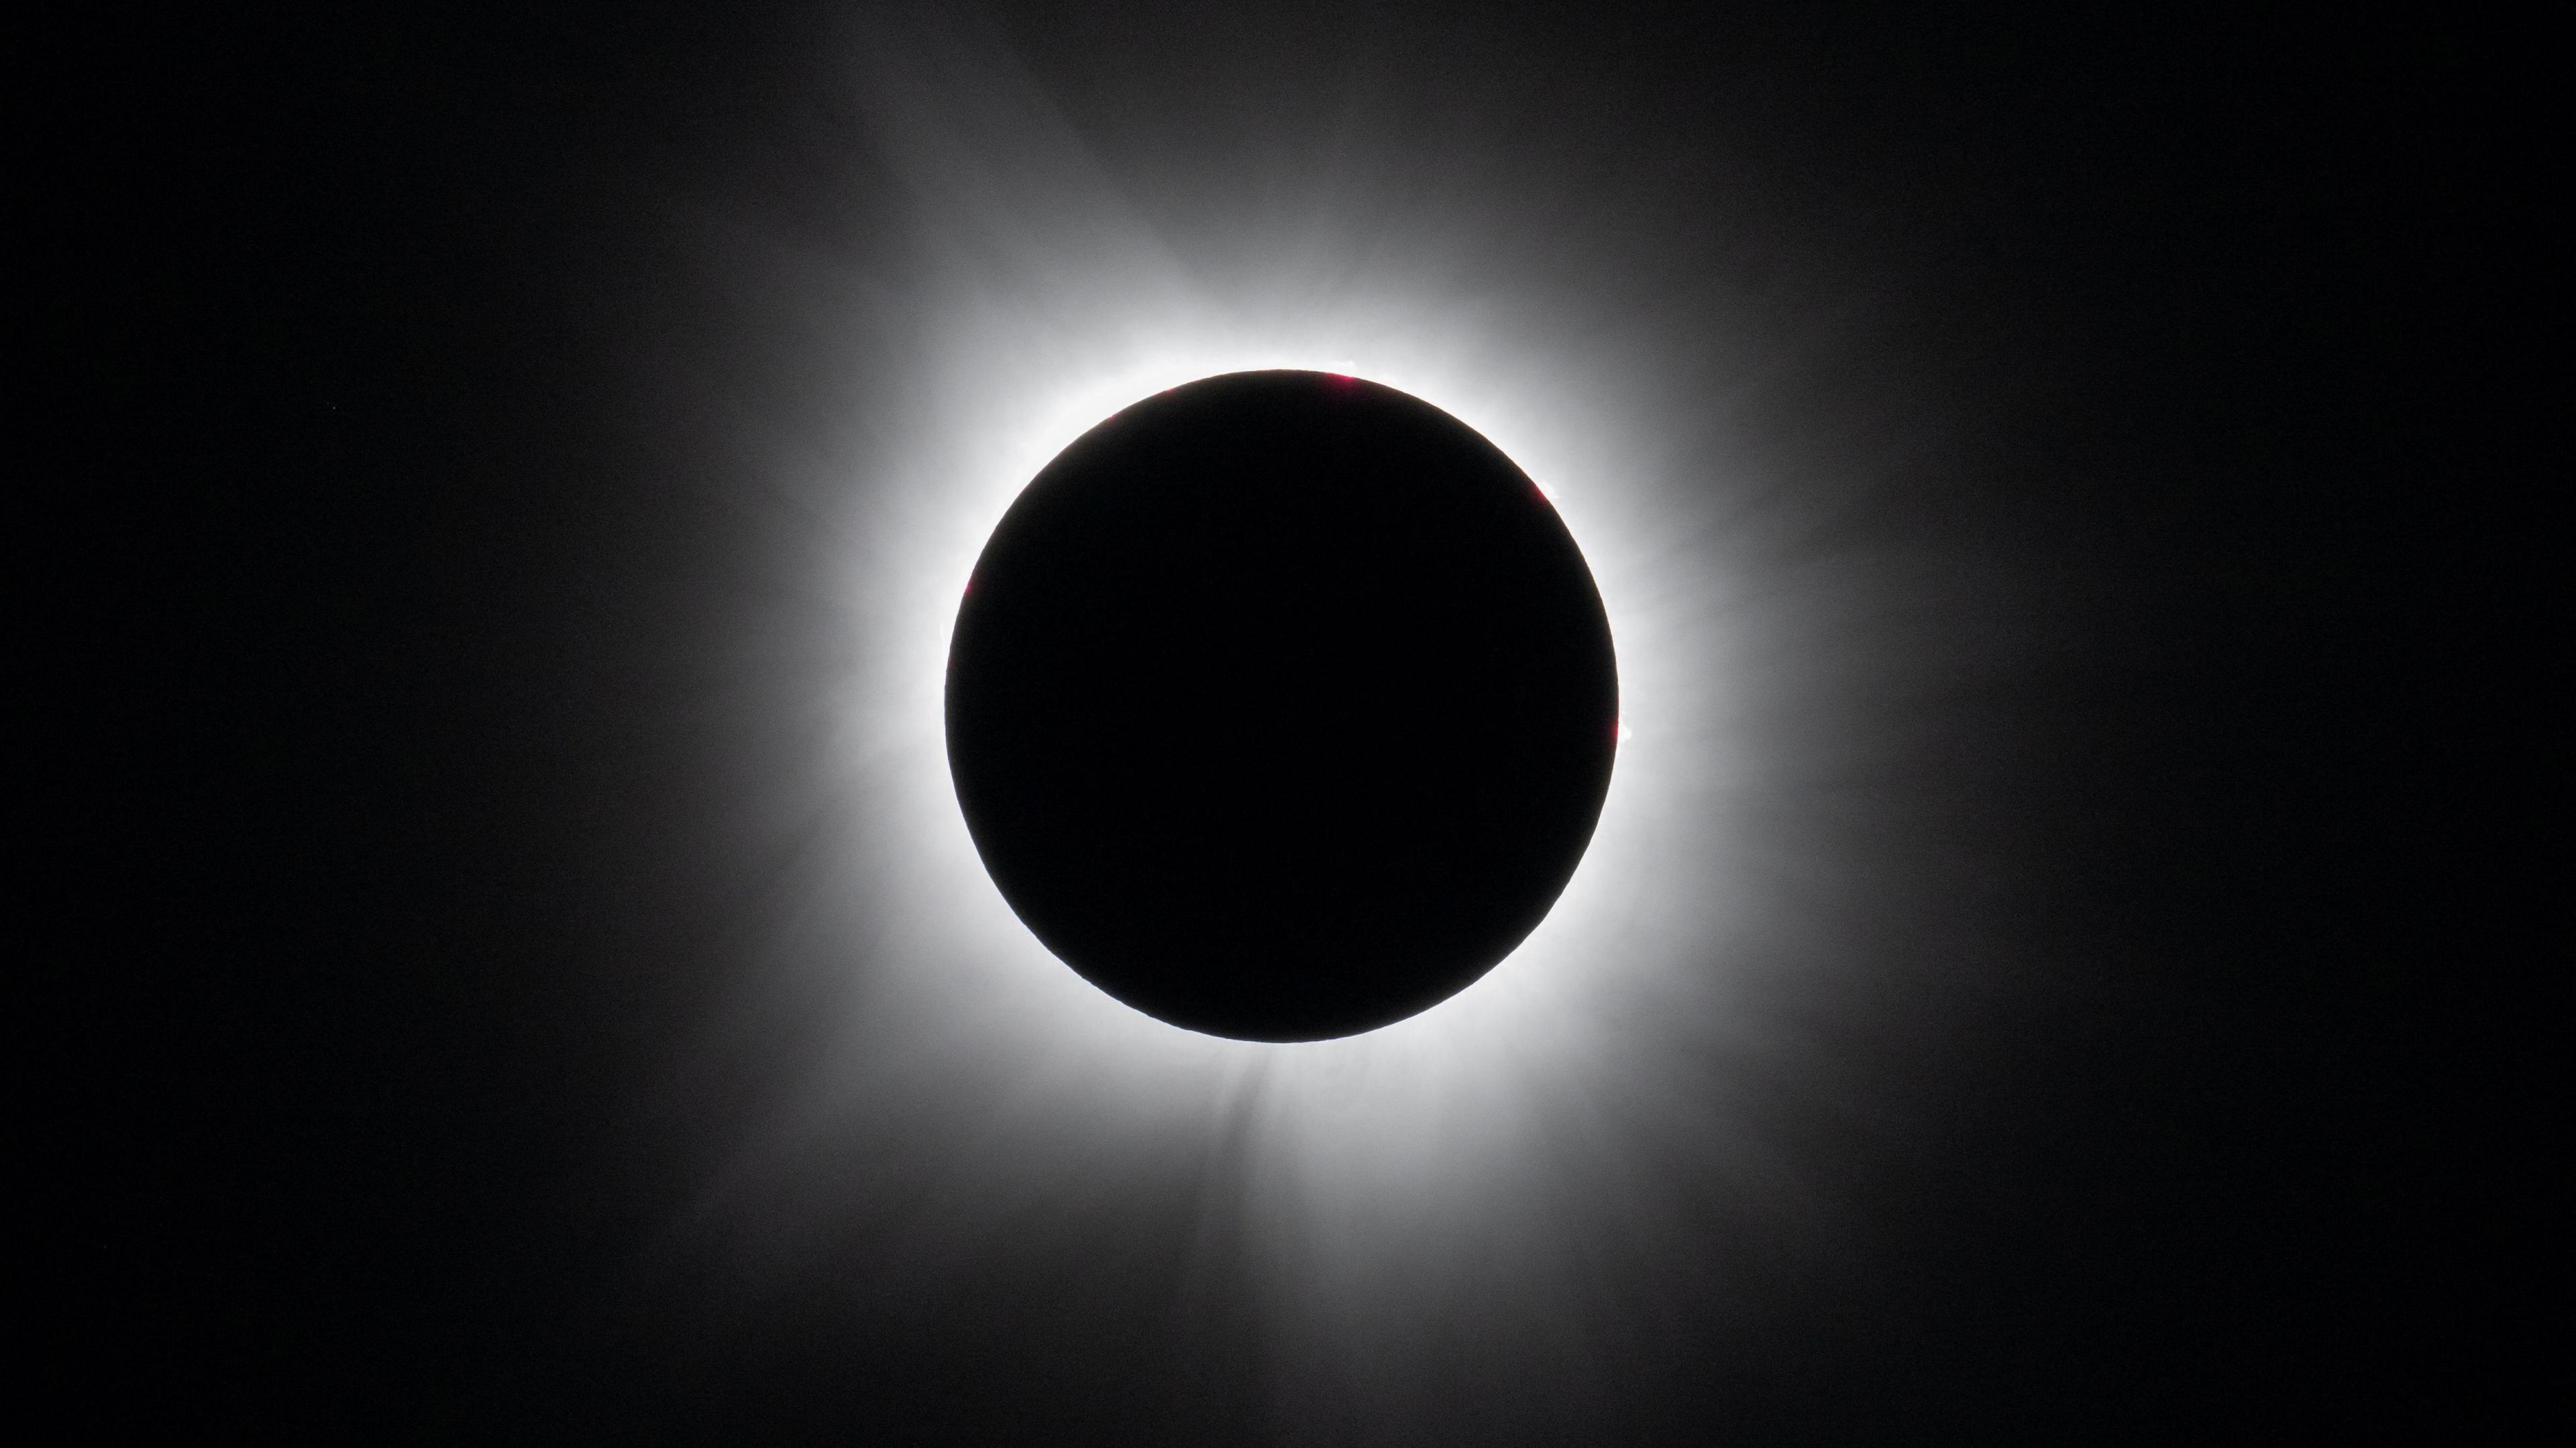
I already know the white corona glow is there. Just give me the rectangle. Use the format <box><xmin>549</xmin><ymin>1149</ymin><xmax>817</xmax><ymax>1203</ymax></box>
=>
<box><xmin>672</xmin><ymin>11</ymin><xmax>1965</xmax><ymax>1415</ymax></box>
<box><xmin>823</xmin><ymin>321</ymin><xmax>1720</xmax><ymax>1211</ymax></box>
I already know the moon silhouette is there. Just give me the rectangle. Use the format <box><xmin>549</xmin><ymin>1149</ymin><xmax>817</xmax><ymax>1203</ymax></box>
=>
<box><xmin>945</xmin><ymin>370</ymin><xmax>1619</xmax><ymax>1041</ymax></box>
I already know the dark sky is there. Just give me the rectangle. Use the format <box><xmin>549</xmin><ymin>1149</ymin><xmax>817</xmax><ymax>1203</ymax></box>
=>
<box><xmin>48</xmin><ymin>3</ymin><xmax>2526</xmax><ymax>1441</ymax></box>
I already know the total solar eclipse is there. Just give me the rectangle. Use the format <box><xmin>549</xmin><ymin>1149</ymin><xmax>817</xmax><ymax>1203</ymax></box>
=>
<box><xmin>945</xmin><ymin>370</ymin><xmax>1619</xmax><ymax>1041</ymax></box>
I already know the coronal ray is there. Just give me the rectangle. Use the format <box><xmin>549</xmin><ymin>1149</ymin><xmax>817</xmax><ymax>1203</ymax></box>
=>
<box><xmin>634</xmin><ymin>7</ymin><xmax>2047</xmax><ymax>1435</ymax></box>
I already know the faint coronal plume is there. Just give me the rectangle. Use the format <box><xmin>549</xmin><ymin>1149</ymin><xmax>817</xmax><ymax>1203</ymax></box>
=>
<box><xmin>636</xmin><ymin>4</ymin><xmax>2039</xmax><ymax>1437</ymax></box>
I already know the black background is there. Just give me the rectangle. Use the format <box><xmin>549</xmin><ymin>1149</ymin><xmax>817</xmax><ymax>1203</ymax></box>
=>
<box><xmin>42</xmin><ymin>2</ymin><xmax>2532</xmax><ymax>1440</ymax></box>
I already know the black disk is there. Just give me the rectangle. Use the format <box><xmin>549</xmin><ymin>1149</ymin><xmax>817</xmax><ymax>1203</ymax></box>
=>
<box><xmin>945</xmin><ymin>370</ymin><xmax>1618</xmax><ymax>1042</ymax></box>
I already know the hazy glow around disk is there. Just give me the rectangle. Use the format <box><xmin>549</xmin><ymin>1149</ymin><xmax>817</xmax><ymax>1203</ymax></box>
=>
<box><xmin>830</xmin><ymin>311</ymin><xmax>1718</xmax><ymax>1187</ymax></box>
<box><xmin>676</xmin><ymin>13</ymin><xmax>1970</xmax><ymax>1410</ymax></box>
